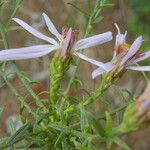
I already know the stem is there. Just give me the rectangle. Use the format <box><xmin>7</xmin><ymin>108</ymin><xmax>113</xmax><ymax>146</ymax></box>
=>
<box><xmin>13</xmin><ymin>63</ymin><xmax>47</xmax><ymax>110</ymax></box>
<box><xmin>0</xmin><ymin>69</ymin><xmax>35</xmax><ymax>116</ymax></box>
<box><xmin>83</xmin><ymin>71</ymin><xmax>119</xmax><ymax>106</ymax></box>
<box><xmin>65</xmin><ymin>0</ymin><xmax>105</xmax><ymax>96</ymax></box>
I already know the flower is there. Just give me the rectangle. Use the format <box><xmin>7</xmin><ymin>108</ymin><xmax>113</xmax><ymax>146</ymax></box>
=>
<box><xmin>79</xmin><ymin>24</ymin><xmax>150</xmax><ymax>78</ymax></box>
<box><xmin>0</xmin><ymin>13</ymin><xmax>112</xmax><ymax>71</ymax></box>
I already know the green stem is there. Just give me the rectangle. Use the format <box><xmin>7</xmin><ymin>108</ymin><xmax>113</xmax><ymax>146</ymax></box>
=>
<box><xmin>13</xmin><ymin>63</ymin><xmax>47</xmax><ymax>110</ymax></box>
<box><xmin>0</xmin><ymin>69</ymin><xmax>35</xmax><ymax>116</ymax></box>
<box><xmin>83</xmin><ymin>71</ymin><xmax>119</xmax><ymax>106</ymax></box>
<box><xmin>65</xmin><ymin>0</ymin><xmax>104</xmax><ymax>96</ymax></box>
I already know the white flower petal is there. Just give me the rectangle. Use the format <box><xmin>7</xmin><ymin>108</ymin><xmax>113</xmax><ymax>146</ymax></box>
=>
<box><xmin>92</xmin><ymin>67</ymin><xmax>106</xmax><ymax>79</ymax></box>
<box><xmin>75</xmin><ymin>52</ymin><xmax>115</xmax><ymax>71</ymax></box>
<box><xmin>42</xmin><ymin>13</ymin><xmax>62</xmax><ymax>40</ymax></box>
<box><xmin>74</xmin><ymin>32</ymin><xmax>112</xmax><ymax>50</ymax></box>
<box><xmin>61</xmin><ymin>28</ymin><xmax>72</xmax><ymax>56</ymax></box>
<box><xmin>13</xmin><ymin>18</ymin><xmax>58</xmax><ymax>46</ymax></box>
<box><xmin>113</xmin><ymin>23</ymin><xmax>127</xmax><ymax>58</ymax></box>
<box><xmin>115</xmin><ymin>32</ymin><xmax>127</xmax><ymax>47</ymax></box>
<box><xmin>121</xmin><ymin>36</ymin><xmax>143</xmax><ymax>64</ymax></box>
<box><xmin>132</xmin><ymin>51</ymin><xmax>150</xmax><ymax>64</ymax></box>
<box><xmin>127</xmin><ymin>66</ymin><xmax>150</xmax><ymax>71</ymax></box>
<box><xmin>0</xmin><ymin>45</ymin><xmax>56</xmax><ymax>60</ymax></box>
<box><xmin>114</xmin><ymin>23</ymin><xmax>120</xmax><ymax>34</ymax></box>
<box><xmin>75</xmin><ymin>52</ymin><xmax>108</xmax><ymax>70</ymax></box>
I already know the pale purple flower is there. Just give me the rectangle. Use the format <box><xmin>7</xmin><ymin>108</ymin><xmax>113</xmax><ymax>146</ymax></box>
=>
<box><xmin>80</xmin><ymin>24</ymin><xmax>150</xmax><ymax>78</ymax></box>
<box><xmin>0</xmin><ymin>13</ymin><xmax>112</xmax><ymax>71</ymax></box>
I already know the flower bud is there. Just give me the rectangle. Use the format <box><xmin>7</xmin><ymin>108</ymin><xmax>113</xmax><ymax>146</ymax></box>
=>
<box><xmin>120</xmin><ymin>83</ymin><xmax>150</xmax><ymax>132</ymax></box>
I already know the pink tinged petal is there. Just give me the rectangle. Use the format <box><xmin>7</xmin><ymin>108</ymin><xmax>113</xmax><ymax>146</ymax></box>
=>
<box><xmin>42</xmin><ymin>13</ymin><xmax>63</xmax><ymax>40</ymax></box>
<box><xmin>0</xmin><ymin>45</ymin><xmax>56</xmax><ymax>60</ymax></box>
<box><xmin>61</xmin><ymin>28</ymin><xmax>72</xmax><ymax>56</ymax></box>
<box><xmin>126</xmin><ymin>66</ymin><xmax>150</xmax><ymax>71</ymax></box>
<box><xmin>121</xmin><ymin>36</ymin><xmax>143</xmax><ymax>64</ymax></box>
<box><xmin>92</xmin><ymin>62</ymin><xmax>116</xmax><ymax>78</ymax></box>
<box><xmin>132</xmin><ymin>51</ymin><xmax>150</xmax><ymax>64</ymax></box>
<box><xmin>73</xmin><ymin>32</ymin><xmax>112</xmax><ymax>50</ymax></box>
<box><xmin>92</xmin><ymin>67</ymin><xmax>106</xmax><ymax>79</ymax></box>
<box><xmin>75</xmin><ymin>52</ymin><xmax>108</xmax><ymax>70</ymax></box>
<box><xmin>13</xmin><ymin>18</ymin><xmax>58</xmax><ymax>46</ymax></box>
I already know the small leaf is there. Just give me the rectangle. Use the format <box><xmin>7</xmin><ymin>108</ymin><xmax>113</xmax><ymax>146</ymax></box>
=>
<box><xmin>113</xmin><ymin>137</ymin><xmax>131</xmax><ymax>150</ymax></box>
<box><xmin>80</xmin><ymin>104</ymin><xmax>89</xmax><ymax>131</ymax></box>
<box><xmin>105</xmin><ymin>111</ymin><xmax>113</xmax><ymax>134</ymax></box>
<box><xmin>67</xmin><ymin>2</ymin><xmax>88</xmax><ymax>17</ymax></box>
<box><xmin>54</xmin><ymin>132</ymin><xmax>65</xmax><ymax>148</ymax></box>
<box><xmin>0</xmin><ymin>106</ymin><xmax>3</xmax><ymax>116</ymax></box>
<box><xmin>0</xmin><ymin>123</ymin><xmax>30</xmax><ymax>149</ymax></box>
<box><xmin>86</xmin><ymin>112</ymin><xmax>105</xmax><ymax>137</ymax></box>
<box><xmin>0</xmin><ymin>21</ymin><xmax>9</xmax><ymax>48</ymax></box>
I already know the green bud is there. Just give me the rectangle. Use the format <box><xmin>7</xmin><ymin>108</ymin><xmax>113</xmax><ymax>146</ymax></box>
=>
<box><xmin>119</xmin><ymin>99</ymin><xmax>150</xmax><ymax>133</ymax></box>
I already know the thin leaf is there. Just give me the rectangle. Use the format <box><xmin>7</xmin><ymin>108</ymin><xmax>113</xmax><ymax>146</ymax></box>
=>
<box><xmin>67</xmin><ymin>2</ymin><xmax>88</xmax><ymax>17</ymax></box>
<box><xmin>113</xmin><ymin>137</ymin><xmax>131</xmax><ymax>150</ymax></box>
<box><xmin>54</xmin><ymin>132</ymin><xmax>65</xmax><ymax>148</ymax></box>
<box><xmin>105</xmin><ymin>112</ymin><xmax>112</xmax><ymax>134</ymax></box>
<box><xmin>0</xmin><ymin>21</ymin><xmax>9</xmax><ymax>48</ymax></box>
<box><xmin>86</xmin><ymin>112</ymin><xmax>105</xmax><ymax>137</ymax></box>
<box><xmin>80</xmin><ymin>104</ymin><xmax>89</xmax><ymax>131</ymax></box>
<box><xmin>0</xmin><ymin>123</ymin><xmax>30</xmax><ymax>149</ymax></box>
<box><xmin>0</xmin><ymin>106</ymin><xmax>3</xmax><ymax>116</ymax></box>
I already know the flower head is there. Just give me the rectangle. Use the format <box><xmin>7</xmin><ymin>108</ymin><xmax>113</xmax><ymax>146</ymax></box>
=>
<box><xmin>80</xmin><ymin>24</ymin><xmax>150</xmax><ymax>78</ymax></box>
<box><xmin>0</xmin><ymin>13</ymin><xmax>112</xmax><ymax>70</ymax></box>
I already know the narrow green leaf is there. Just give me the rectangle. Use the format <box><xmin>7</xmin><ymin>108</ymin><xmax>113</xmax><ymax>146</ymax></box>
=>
<box><xmin>67</xmin><ymin>2</ymin><xmax>88</xmax><ymax>17</ymax></box>
<box><xmin>7</xmin><ymin>0</ymin><xmax>24</xmax><ymax>26</ymax></box>
<box><xmin>80</xmin><ymin>104</ymin><xmax>89</xmax><ymax>131</ymax></box>
<box><xmin>0</xmin><ymin>21</ymin><xmax>9</xmax><ymax>48</ymax></box>
<box><xmin>1</xmin><ymin>123</ymin><xmax>30</xmax><ymax>148</ymax></box>
<box><xmin>62</xmin><ymin>139</ymin><xmax>69</xmax><ymax>150</ymax></box>
<box><xmin>0</xmin><ymin>106</ymin><xmax>3</xmax><ymax>116</ymax></box>
<box><xmin>86</xmin><ymin>112</ymin><xmax>105</xmax><ymax>137</ymax></box>
<box><xmin>48</xmin><ymin>123</ymin><xmax>71</xmax><ymax>133</ymax></box>
<box><xmin>54</xmin><ymin>132</ymin><xmax>65</xmax><ymax>148</ymax></box>
<box><xmin>113</xmin><ymin>137</ymin><xmax>131</xmax><ymax>150</ymax></box>
<box><xmin>105</xmin><ymin>111</ymin><xmax>113</xmax><ymax>134</ymax></box>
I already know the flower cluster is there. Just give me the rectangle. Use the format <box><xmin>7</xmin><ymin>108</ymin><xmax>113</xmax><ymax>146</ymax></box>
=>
<box><xmin>0</xmin><ymin>13</ymin><xmax>150</xmax><ymax>79</ymax></box>
<box><xmin>0</xmin><ymin>13</ymin><xmax>112</xmax><ymax>72</ymax></box>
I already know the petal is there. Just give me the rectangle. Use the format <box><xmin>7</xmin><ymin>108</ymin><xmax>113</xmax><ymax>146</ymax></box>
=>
<box><xmin>114</xmin><ymin>23</ymin><xmax>127</xmax><ymax>58</ymax></box>
<box><xmin>114</xmin><ymin>23</ymin><xmax>121</xmax><ymax>34</ymax></box>
<box><xmin>61</xmin><ymin>28</ymin><xmax>72</xmax><ymax>56</ymax></box>
<box><xmin>73</xmin><ymin>32</ymin><xmax>112</xmax><ymax>50</ymax></box>
<box><xmin>42</xmin><ymin>13</ymin><xmax>62</xmax><ymax>40</ymax></box>
<box><xmin>75</xmin><ymin>52</ymin><xmax>107</xmax><ymax>70</ymax></box>
<box><xmin>13</xmin><ymin>18</ymin><xmax>58</xmax><ymax>46</ymax></box>
<box><xmin>92</xmin><ymin>67</ymin><xmax>106</xmax><ymax>79</ymax></box>
<box><xmin>0</xmin><ymin>45</ymin><xmax>56</xmax><ymax>60</ymax></box>
<box><xmin>121</xmin><ymin>36</ymin><xmax>143</xmax><ymax>64</ymax></box>
<box><xmin>132</xmin><ymin>51</ymin><xmax>150</xmax><ymax>64</ymax></box>
<box><xmin>127</xmin><ymin>66</ymin><xmax>150</xmax><ymax>71</ymax></box>
<box><xmin>113</xmin><ymin>32</ymin><xmax>127</xmax><ymax>58</ymax></box>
